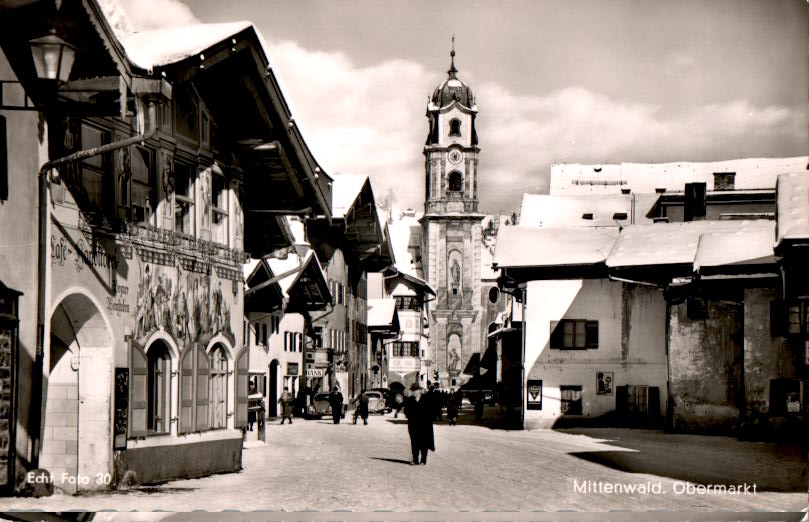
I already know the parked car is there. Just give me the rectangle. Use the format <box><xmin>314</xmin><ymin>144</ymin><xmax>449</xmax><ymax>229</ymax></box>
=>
<box><xmin>309</xmin><ymin>392</ymin><xmax>347</xmax><ymax>418</ymax></box>
<box><xmin>362</xmin><ymin>390</ymin><xmax>390</xmax><ymax>414</ymax></box>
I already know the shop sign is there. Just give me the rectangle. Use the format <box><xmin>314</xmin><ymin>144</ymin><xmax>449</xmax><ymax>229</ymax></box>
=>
<box><xmin>287</xmin><ymin>363</ymin><xmax>299</xmax><ymax>376</ymax></box>
<box><xmin>527</xmin><ymin>379</ymin><xmax>542</xmax><ymax>410</ymax></box>
<box><xmin>305</xmin><ymin>368</ymin><xmax>325</xmax><ymax>377</ymax></box>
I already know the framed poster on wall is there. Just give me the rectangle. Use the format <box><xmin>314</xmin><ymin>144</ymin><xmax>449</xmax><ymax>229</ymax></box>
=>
<box><xmin>597</xmin><ymin>371</ymin><xmax>614</xmax><ymax>395</ymax></box>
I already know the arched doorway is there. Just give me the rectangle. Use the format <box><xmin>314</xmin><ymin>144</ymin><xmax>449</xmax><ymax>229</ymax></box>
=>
<box><xmin>44</xmin><ymin>292</ymin><xmax>113</xmax><ymax>493</ymax></box>
<box><xmin>269</xmin><ymin>360</ymin><xmax>279</xmax><ymax>417</ymax></box>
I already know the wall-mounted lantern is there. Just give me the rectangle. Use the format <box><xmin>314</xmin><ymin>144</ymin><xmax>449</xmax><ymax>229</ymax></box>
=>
<box><xmin>29</xmin><ymin>30</ymin><xmax>76</xmax><ymax>83</ymax></box>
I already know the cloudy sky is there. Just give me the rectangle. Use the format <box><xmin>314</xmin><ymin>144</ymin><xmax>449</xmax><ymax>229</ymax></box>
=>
<box><xmin>119</xmin><ymin>0</ymin><xmax>808</xmax><ymax>213</ymax></box>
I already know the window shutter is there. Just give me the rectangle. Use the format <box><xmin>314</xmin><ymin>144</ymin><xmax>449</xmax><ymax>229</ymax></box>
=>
<box><xmin>585</xmin><ymin>321</ymin><xmax>599</xmax><ymax>348</ymax></box>
<box><xmin>549</xmin><ymin>321</ymin><xmax>563</xmax><ymax>349</ymax></box>
<box><xmin>234</xmin><ymin>345</ymin><xmax>249</xmax><ymax>428</ymax></box>
<box><xmin>179</xmin><ymin>345</ymin><xmax>194</xmax><ymax>434</ymax></box>
<box><xmin>770</xmin><ymin>300</ymin><xmax>786</xmax><ymax>337</ymax></box>
<box><xmin>195</xmin><ymin>343</ymin><xmax>210</xmax><ymax>432</ymax></box>
<box><xmin>128</xmin><ymin>340</ymin><xmax>148</xmax><ymax>437</ymax></box>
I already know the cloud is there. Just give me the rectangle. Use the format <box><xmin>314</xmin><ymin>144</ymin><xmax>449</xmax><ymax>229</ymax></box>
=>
<box><xmin>117</xmin><ymin>0</ymin><xmax>200</xmax><ymax>31</ymax></box>
<box><xmin>115</xmin><ymin>0</ymin><xmax>809</xmax><ymax>214</ymax></box>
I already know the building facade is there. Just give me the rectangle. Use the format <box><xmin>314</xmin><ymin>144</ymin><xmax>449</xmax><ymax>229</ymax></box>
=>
<box><xmin>0</xmin><ymin>0</ymin><xmax>330</xmax><ymax>493</ymax></box>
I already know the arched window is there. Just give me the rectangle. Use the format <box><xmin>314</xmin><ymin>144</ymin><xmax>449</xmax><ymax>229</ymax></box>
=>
<box><xmin>448</xmin><ymin>171</ymin><xmax>463</xmax><ymax>193</ymax></box>
<box><xmin>146</xmin><ymin>340</ymin><xmax>171</xmax><ymax>434</ymax></box>
<box><xmin>449</xmin><ymin>118</ymin><xmax>462</xmax><ymax>137</ymax></box>
<box><xmin>209</xmin><ymin>345</ymin><xmax>228</xmax><ymax>429</ymax></box>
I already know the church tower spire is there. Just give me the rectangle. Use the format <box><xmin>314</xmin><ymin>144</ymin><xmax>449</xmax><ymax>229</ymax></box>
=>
<box><xmin>420</xmin><ymin>39</ymin><xmax>484</xmax><ymax>389</ymax></box>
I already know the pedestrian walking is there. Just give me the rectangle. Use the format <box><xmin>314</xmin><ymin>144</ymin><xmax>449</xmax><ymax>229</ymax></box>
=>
<box><xmin>404</xmin><ymin>383</ymin><xmax>435</xmax><ymax>465</ymax></box>
<box><xmin>474</xmin><ymin>391</ymin><xmax>485</xmax><ymax>421</ymax></box>
<box><xmin>392</xmin><ymin>390</ymin><xmax>404</xmax><ymax>418</ymax></box>
<box><xmin>329</xmin><ymin>386</ymin><xmax>344</xmax><ymax>424</ymax></box>
<box><xmin>446</xmin><ymin>388</ymin><xmax>459</xmax><ymax>425</ymax></box>
<box><xmin>279</xmin><ymin>386</ymin><xmax>294</xmax><ymax>424</ymax></box>
<box><xmin>353</xmin><ymin>391</ymin><xmax>369</xmax><ymax>425</ymax></box>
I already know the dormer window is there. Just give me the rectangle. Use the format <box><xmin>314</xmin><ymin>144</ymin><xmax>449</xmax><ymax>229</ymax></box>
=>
<box><xmin>448</xmin><ymin>171</ymin><xmax>463</xmax><ymax>193</ymax></box>
<box><xmin>449</xmin><ymin>118</ymin><xmax>462</xmax><ymax>137</ymax></box>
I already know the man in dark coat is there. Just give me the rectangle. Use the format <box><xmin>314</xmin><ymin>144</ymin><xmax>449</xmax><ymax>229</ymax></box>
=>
<box><xmin>404</xmin><ymin>384</ymin><xmax>435</xmax><ymax>465</ymax></box>
<box><xmin>329</xmin><ymin>386</ymin><xmax>344</xmax><ymax>424</ymax></box>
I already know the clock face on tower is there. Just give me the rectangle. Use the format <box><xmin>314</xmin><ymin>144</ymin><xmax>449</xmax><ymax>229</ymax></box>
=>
<box><xmin>448</xmin><ymin>149</ymin><xmax>463</xmax><ymax>165</ymax></box>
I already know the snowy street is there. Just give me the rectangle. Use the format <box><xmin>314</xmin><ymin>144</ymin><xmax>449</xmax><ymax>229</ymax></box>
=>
<box><xmin>1</xmin><ymin>407</ymin><xmax>806</xmax><ymax>512</ymax></box>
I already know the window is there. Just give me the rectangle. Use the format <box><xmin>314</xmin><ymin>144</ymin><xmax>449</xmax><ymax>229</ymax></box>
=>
<box><xmin>395</xmin><ymin>296</ymin><xmax>422</xmax><ymax>312</ymax></box>
<box><xmin>769</xmin><ymin>379</ymin><xmax>808</xmax><ymax>415</ymax></box>
<box><xmin>713</xmin><ymin>172</ymin><xmax>736</xmax><ymax>191</ymax></box>
<box><xmin>550</xmin><ymin>320</ymin><xmax>598</xmax><ymax>349</ymax></box>
<box><xmin>174</xmin><ymin>162</ymin><xmax>195</xmax><ymax>236</ymax></box>
<box><xmin>80</xmin><ymin>124</ymin><xmax>111</xmax><ymax>213</ymax></box>
<box><xmin>449</xmin><ymin>118</ymin><xmax>462</xmax><ymax>137</ymax></box>
<box><xmin>297</xmin><ymin>333</ymin><xmax>303</xmax><ymax>352</ymax></box>
<box><xmin>313</xmin><ymin>326</ymin><xmax>323</xmax><ymax>348</ymax></box>
<box><xmin>131</xmin><ymin>146</ymin><xmax>156</xmax><ymax>225</ymax></box>
<box><xmin>448</xmin><ymin>171</ymin><xmax>463</xmax><ymax>193</ymax></box>
<box><xmin>391</xmin><ymin>341</ymin><xmax>419</xmax><ymax>357</ymax></box>
<box><xmin>209</xmin><ymin>346</ymin><xmax>228</xmax><ymax>429</ymax></box>
<box><xmin>261</xmin><ymin>324</ymin><xmax>268</xmax><ymax>346</ymax></box>
<box><xmin>284</xmin><ymin>332</ymin><xmax>291</xmax><ymax>352</ymax></box>
<box><xmin>175</xmin><ymin>88</ymin><xmax>199</xmax><ymax>142</ymax></box>
<box><xmin>146</xmin><ymin>342</ymin><xmax>171</xmax><ymax>434</ymax></box>
<box><xmin>211</xmin><ymin>171</ymin><xmax>228</xmax><ymax>245</ymax></box>
<box><xmin>560</xmin><ymin>385</ymin><xmax>582</xmax><ymax>415</ymax></box>
<box><xmin>331</xmin><ymin>281</ymin><xmax>345</xmax><ymax>306</ymax></box>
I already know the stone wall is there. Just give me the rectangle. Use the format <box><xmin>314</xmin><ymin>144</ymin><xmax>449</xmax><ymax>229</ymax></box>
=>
<box><xmin>668</xmin><ymin>299</ymin><xmax>743</xmax><ymax>433</ymax></box>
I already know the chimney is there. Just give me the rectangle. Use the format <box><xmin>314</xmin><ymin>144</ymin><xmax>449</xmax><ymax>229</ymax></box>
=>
<box><xmin>684</xmin><ymin>182</ymin><xmax>707</xmax><ymax>222</ymax></box>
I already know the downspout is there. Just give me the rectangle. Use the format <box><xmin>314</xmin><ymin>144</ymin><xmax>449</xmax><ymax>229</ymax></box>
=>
<box><xmin>33</xmin><ymin>126</ymin><xmax>157</xmax><ymax>465</ymax></box>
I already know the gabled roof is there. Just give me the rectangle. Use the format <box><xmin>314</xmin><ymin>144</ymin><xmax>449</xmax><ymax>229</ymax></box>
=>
<box><xmin>367</xmin><ymin>298</ymin><xmax>400</xmax><ymax>335</ymax></box>
<box><xmin>245</xmin><ymin>248</ymin><xmax>331</xmax><ymax>313</ymax></box>
<box><xmin>775</xmin><ymin>172</ymin><xmax>809</xmax><ymax>248</ymax></box>
<box><xmin>331</xmin><ymin>174</ymin><xmax>369</xmax><ymax>219</ymax></box>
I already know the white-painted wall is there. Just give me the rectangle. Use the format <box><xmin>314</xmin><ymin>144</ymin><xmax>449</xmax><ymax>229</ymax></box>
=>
<box><xmin>523</xmin><ymin>278</ymin><xmax>667</xmax><ymax>428</ymax></box>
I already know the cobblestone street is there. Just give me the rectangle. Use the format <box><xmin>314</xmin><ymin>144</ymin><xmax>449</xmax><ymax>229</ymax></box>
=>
<box><xmin>1</xmin><ymin>408</ymin><xmax>806</xmax><ymax>512</ymax></box>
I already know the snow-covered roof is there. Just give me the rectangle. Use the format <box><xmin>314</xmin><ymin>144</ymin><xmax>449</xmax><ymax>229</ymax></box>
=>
<box><xmin>119</xmin><ymin>22</ymin><xmax>253</xmax><ymax>71</ymax></box>
<box><xmin>551</xmin><ymin>157</ymin><xmax>808</xmax><ymax>196</ymax></box>
<box><xmin>493</xmin><ymin>226</ymin><xmax>619</xmax><ymax>268</ymax></box>
<box><xmin>694</xmin><ymin>222</ymin><xmax>776</xmax><ymax>271</ymax></box>
<box><xmin>331</xmin><ymin>174</ymin><xmax>369</xmax><ymax>219</ymax></box>
<box><xmin>607</xmin><ymin>220</ymin><xmax>769</xmax><ymax>268</ymax></box>
<box><xmin>519</xmin><ymin>194</ymin><xmax>633</xmax><ymax>228</ymax></box>
<box><xmin>776</xmin><ymin>172</ymin><xmax>809</xmax><ymax>246</ymax></box>
<box><xmin>367</xmin><ymin>298</ymin><xmax>398</xmax><ymax>328</ymax></box>
<box><xmin>387</xmin><ymin>214</ymin><xmax>423</xmax><ymax>276</ymax></box>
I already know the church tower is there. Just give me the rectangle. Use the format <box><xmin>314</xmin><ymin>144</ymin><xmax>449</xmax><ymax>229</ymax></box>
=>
<box><xmin>421</xmin><ymin>42</ymin><xmax>484</xmax><ymax>388</ymax></box>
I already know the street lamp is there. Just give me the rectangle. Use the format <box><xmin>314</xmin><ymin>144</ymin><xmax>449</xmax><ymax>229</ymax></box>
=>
<box><xmin>29</xmin><ymin>30</ymin><xmax>76</xmax><ymax>83</ymax></box>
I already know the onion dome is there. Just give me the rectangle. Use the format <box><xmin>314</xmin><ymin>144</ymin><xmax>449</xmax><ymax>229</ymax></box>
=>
<box><xmin>431</xmin><ymin>41</ymin><xmax>475</xmax><ymax>109</ymax></box>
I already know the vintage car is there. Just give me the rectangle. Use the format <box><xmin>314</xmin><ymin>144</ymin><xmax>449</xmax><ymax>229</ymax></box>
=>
<box><xmin>309</xmin><ymin>392</ymin><xmax>347</xmax><ymax>418</ymax></box>
<box><xmin>362</xmin><ymin>390</ymin><xmax>390</xmax><ymax>414</ymax></box>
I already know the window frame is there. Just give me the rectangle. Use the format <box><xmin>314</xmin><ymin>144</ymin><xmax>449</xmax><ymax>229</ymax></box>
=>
<box><xmin>448</xmin><ymin>171</ymin><xmax>463</xmax><ymax>193</ymax></box>
<box><xmin>560</xmin><ymin>385</ymin><xmax>583</xmax><ymax>415</ymax></box>
<box><xmin>208</xmin><ymin>345</ymin><xmax>228</xmax><ymax>430</ymax></box>
<box><xmin>210</xmin><ymin>168</ymin><xmax>229</xmax><ymax>246</ymax></box>
<box><xmin>550</xmin><ymin>319</ymin><xmax>598</xmax><ymax>350</ymax></box>
<box><xmin>146</xmin><ymin>341</ymin><xmax>172</xmax><ymax>435</ymax></box>
<box><xmin>173</xmin><ymin>160</ymin><xmax>196</xmax><ymax>237</ymax></box>
<box><xmin>449</xmin><ymin>118</ymin><xmax>462</xmax><ymax>137</ymax></box>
